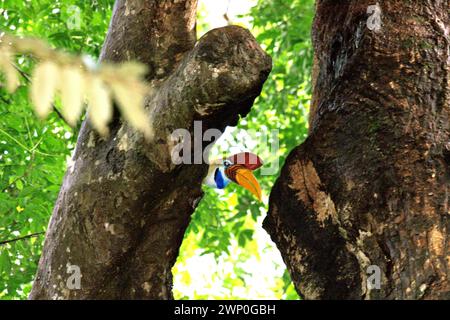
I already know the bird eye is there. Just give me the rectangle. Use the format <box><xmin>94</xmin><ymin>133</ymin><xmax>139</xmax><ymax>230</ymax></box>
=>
<box><xmin>223</xmin><ymin>160</ymin><xmax>232</xmax><ymax>167</ymax></box>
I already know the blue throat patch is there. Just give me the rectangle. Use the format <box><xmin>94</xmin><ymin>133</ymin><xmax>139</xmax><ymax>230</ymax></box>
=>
<box><xmin>214</xmin><ymin>168</ymin><xmax>227</xmax><ymax>189</ymax></box>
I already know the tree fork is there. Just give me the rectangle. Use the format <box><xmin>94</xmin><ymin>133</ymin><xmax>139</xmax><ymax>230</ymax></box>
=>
<box><xmin>30</xmin><ymin>0</ymin><xmax>271</xmax><ymax>299</ymax></box>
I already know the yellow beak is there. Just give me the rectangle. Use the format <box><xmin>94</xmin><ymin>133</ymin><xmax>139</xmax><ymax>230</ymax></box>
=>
<box><xmin>234</xmin><ymin>168</ymin><xmax>262</xmax><ymax>201</ymax></box>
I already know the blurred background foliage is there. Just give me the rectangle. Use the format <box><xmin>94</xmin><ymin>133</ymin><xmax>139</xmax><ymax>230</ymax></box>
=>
<box><xmin>0</xmin><ymin>0</ymin><xmax>314</xmax><ymax>299</ymax></box>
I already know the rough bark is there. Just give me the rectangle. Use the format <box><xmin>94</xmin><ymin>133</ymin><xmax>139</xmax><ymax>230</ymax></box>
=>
<box><xmin>30</xmin><ymin>0</ymin><xmax>271</xmax><ymax>299</ymax></box>
<box><xmin>265</xmin><ymin>0</ymin><xmax>449</xmax><ymax>299</ymax></box>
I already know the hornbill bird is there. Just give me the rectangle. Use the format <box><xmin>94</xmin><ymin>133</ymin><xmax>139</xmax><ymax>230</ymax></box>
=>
<box><xmin>203</xmin><ymin>152</ymin><xmax>263</xmax><ymax>201</ymax></box>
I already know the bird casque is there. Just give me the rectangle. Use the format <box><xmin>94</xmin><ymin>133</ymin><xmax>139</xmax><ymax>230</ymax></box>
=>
<box><xmin>203</xmin><ymin>152</ymin><xmax>263</xmax><ymax>201</ymax></box>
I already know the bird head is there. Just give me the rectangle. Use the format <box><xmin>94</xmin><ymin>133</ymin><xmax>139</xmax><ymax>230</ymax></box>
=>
<box><xmin>211</xmin><ymin>152</ymin><xmax>263</xmax><ymax>201</ymax></box>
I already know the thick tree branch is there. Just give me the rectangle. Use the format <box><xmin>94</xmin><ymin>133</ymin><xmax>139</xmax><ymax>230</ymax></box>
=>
<box><xmin>30</xmin><ymin>0</ymin><xmax>271</xmax><ymax>300</ymax></box>
<box><xmin>100</xmin><ymin>0</ymin><xmax>198</xmax><ymax>81</ymax></box>
<box><xmin>145</xmin><ymin>26</ymin><xmax>271</xmax><ymax>170</ymax></box>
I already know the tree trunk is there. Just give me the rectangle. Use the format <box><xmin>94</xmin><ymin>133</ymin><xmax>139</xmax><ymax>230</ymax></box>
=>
<box><xmin>265</xmin><ymin>0</ymin><xmax>449</xmax><ymax>299</ymax></box>
<box><xmin>29</xmin><ymin>0</ymin><xmax>271</xmax><ymax>299</ymax></box>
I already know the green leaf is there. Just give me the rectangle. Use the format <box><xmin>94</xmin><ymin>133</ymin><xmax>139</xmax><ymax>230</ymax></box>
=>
<box><xmin>16</xmin><ymin>179</ymin><xmax>24</xmax><ymax>191</ymax></box>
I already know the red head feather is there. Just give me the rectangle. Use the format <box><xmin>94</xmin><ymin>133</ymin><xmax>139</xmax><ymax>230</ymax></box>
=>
<box><xmin>227</xmin><ymin>152</ymin><xmax>263</xmax><ymax>170</ymax></box>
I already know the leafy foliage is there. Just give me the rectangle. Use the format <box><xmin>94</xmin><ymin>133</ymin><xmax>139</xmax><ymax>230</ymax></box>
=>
<box><xmin>0</xmin><ymin>33</ymin><xmax>152</xmax><ymax>137</ymax></box>
<box><xmin>0</xmin><ymin>0</ymin><xmax>314</xmax><ymax>300</ymax></box>
<box><xmin>173</xmin><ymin>0</ymin><xmax>314</xmax><ymax>299</ymax></box>
<box><xmin>0</xmin><ymin>0</ymin><xmax>115</xmax><ymax>299</ymax></box>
